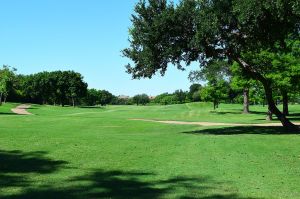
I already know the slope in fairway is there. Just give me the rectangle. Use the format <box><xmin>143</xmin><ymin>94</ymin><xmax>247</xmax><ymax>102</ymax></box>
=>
<box><xmin>0</xmin><ymin>103</ymin><xmax>300</xmax><ymax>199</ymax></box>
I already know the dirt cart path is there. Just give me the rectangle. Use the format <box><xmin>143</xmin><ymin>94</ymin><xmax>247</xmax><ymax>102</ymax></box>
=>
<box><xmin>130</xmin><ymin>118</ymin><xmax>300</xmax><ymax>127</ymax></box>
<box><xmin>11</xmin><ymin>104</ymin><xmax>32</xmax><ymax>115</ymax></box>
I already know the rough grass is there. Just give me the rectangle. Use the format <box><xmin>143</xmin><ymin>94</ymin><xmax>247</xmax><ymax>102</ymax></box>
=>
<box><xmin>0</xmin><ymin>102</ymin><xmax>300</xmax><ymax>199</ymax></box>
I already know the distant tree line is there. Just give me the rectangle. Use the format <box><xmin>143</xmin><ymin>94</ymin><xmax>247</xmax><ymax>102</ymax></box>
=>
<box><xmin>1</xmin><ymin>65</ymin><xmax>299</xmax><ymax>112</ymax></box>
<box><xmin>0</xmin><ymin>67</ymin><xmax>114</xmax><ymax>107</ymax></box>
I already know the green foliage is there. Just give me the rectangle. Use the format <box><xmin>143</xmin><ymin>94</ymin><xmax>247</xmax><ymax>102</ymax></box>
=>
<box><xmin>124</xmin><ymin>0</ymin><xmax>299</xmax><ymax>78</ymax></box>
<box><xmin>174</xmin><ymin>89</ymin><xmax>187</xmax><ymax>104</ymax></box>
<box><xmin>201</xmin><ymin>80</ymin><xmax>229</xmax><ymax>109</ymax></box>
<box><xmin>19</xmin><ymin>70</ymin><xmax>87</xmax><ymax>106</ymax></box>
<box><xmin>124</xmin><ymin>0</ymin><xmax>300</xmax><ymax>127</ymax></box>
<box><xmin>153</xmin><ymin>90</ymin><xmax>188</xmax><ymax>105</ymax></box>
<box><xmin>84</xmin><ymin>89</ymin><xmax>113</xmax><ymax>106</ymax></box>
<box><xmin>0</xmin><ymin>65</ymin><xmax>16</xmax><ymax>104</ymax></box>
<box><xmin>132</xmin><ymin>94</ymin><xmax>150</xmax><ymax>105</ymax></box>
<box><xmin>190</xmin><ymin>60</ymin><xmax>230</xmax><ymax>109</ymax></box>
<box><xmin>98</xmin><ymin>90</ymin><xmax>114</xmax><ymax>106</ymax></box>
<box><xmin>187</xmin><ymin>84</ymin><xmax>202</xmax><ymax>102</ymax></box>
<box><xmin>111</xmin><ymin>97</ymin><xmax>134</xmax><ymax>105</ymax></box>
<box><xmin>230</xmin><ymin>62</ymin><xmax>255</xmax><ymax>91</ymax></box>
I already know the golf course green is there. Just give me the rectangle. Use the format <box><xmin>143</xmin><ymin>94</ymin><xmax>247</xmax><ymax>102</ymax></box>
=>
<box><xmin>1</xmin><ymin>103</ymin><xmax>300</xmax><ymax>199</ymax></box>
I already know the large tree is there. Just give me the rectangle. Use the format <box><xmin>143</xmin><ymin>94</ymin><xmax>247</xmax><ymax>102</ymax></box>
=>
<box><xmin>123</xmin><ymin>0</ymin><xmax>300</xmax><ymax>130</ymax></box>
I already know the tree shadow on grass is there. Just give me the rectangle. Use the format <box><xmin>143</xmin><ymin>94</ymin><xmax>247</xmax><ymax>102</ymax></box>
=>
<box><xmin>0</xmin><ymin>112</ymin><xmax>18</xmax><ymax>115</ymax></box>
<box><xmin>26</xmin><ymin>107</ymin><xmax>38</xmax><ymax>110</ymax></box>
<box><xmin>3</xmin><ymin>169</ymin><xmax>260</xmax><ymax>199</ymax></box>
<box><xmin>286</xmin><ymin>113</ymin><xmax>300</xmax><ymax>121</ymax></box>
<box><xmin>0</xmin><ymin>150</ymin><xmax>67</xmax><ymax>173</ymax></box>
<box><xmin>210</xmin><ymin>111</ymin><xmax>243</xmax><ymax>115</ymax></box>
<box><xmin>249</xmin><ymin>111</ymin><xmax>268</xmax><ymax>115</ymax></box>
<box><xmin>182</xmin><ymin>126</ymin><xmax>299</xmax><ymax>135</ymax></box>
<box><xmin>79</xmin><ymin>106</ymin><xmax>105</xmax><ymax>109</ymax></box>
<box><xmin>210</xmin><ymin>110</ymin><xmax>267</xmax><ymax>116</ymax></box>
<box><xmin>0</xmin><ymin>150</ymin><xmax>67</xmax><ymax>190</ymax></box>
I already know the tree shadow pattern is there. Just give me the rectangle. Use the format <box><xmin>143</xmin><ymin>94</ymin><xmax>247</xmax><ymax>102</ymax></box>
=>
<box><xmin>0</xmin><ymin>149</ymin><xmax>262</xmax><ymax>199</ymax></box>
<box><xmin>0</xmin><ymin>150</ymin><xmax>67</xmax><ymax>191</ymax></box>
<box><xmin>211</xmin><ymin>110</ymin><xmax>300</xmax><ymax>122</ymax></box>
<box><xmin>2</xmin><ymin>169</ymin><xmax>260</xmax><ymax>199</ymax></box>
<box><xmin>182</xmin><ymin>126</ymin><xmax>299</xmax><ymax>135</ymax></box>
<box><xmin>210</xmin><ymin>110</ymin><xmax>267</xmax><ymax>115</ymax></box>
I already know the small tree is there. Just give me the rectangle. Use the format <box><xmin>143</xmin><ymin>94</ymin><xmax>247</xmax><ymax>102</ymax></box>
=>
<box><xmin>188</xmin><ymin>84</ymin><xmax>202</xmax><ymax>102</ymax></box>
<box><xmin>133</xmin><ymin>94</ymin><xmax>150</xmax><ymax>105</ymax></box>
<box><xmin>0</xmin><ymin>65</ymin><xmax>16</xmax><ymax>105</ymax></box>
<box><xmin>230</xmin><ymin>62</ymin><xmax>257</xmax><ymax>114</ymax></box>
<box><xmin>190</xmin><ymin>60</ymin><xmax>230</xmax><ymax>109</ymax></box>
<box><xmin>201</xmin><ymin>80</ymin><xmax>229</xmax><ymax>110</ymax></box>
<box><xmin>98</xmin><ymin>90</ymin><xmax>113</xmax><ymax>106</ymax></box>
<box><xmin>174</xmin><ymin>89</ymin><xmax>187</xmax><ymax>104</ymax></box>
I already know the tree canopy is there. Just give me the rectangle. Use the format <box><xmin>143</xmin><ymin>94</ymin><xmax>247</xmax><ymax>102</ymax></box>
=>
<box><xmin>123</xmin><ymin>0</ymin><xmax>300</xmax><ymax>130</ymax></box>
<box><xmin>0</xmin><ymin>65</ymin><xmax>16</xmax><ymax>105</ymax></box>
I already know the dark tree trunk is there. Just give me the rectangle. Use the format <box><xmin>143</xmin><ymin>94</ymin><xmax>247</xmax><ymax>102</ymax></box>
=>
<box><xmin>72</xmin><ymin>97</ymin><xmax>75</xmax><ymax>107</ymax></box>
<box><xmin>213</xmin><ymin>100</ymin><xmax>217</xmax><ymax>110</ymax></box>
<box><xmin>263</xmin><ymin>83</ymin><xmax>296</xmax><ymax>129</ymax></box>
<box><xmin>3</xmin><ymin>96</ymin><xmax>7</xmax><ymax>104</ymax></box>
<box><xmin>235</xmin><ymin>57</ymin><xmax>298</xmax><ymax>131</ymax></box>
<box><xmin>282</xmin><ymin>90</ymin><xmax>289</xmax><ymax>116</ymax></box>
<box><xmin>266</xmin><ymin>104</ymin><xmax>273</xmax><ymax>121</ymax></box>
<box><xmin>243</xmin><ymin>88</ymin><xmax>250</xmax><ymax>114</ymax></box>
<box><xmin>0</xmin><ymin>93</ymin><xmax>2</xmax><ymax>105</ymax></box>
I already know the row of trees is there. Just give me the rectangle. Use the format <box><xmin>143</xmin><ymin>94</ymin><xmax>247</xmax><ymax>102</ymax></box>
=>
<box><xmin>1</xmin><ymin>65</ymin><xmax>299</xmax><ymax>111</ymax></box>
<box><xmin>123</xmin><ymin>0</ymin><xmax>300</xmax><ymax>130</ymax></box>
<box><xmin>11</xmin><ymin>70</ymin><xmax>88</xmax><ymax>106</ymax></box>
<box><xmin>0</xmin><ymin>67</ymin><xmax>118</xmax><ymax>107</ymax></box>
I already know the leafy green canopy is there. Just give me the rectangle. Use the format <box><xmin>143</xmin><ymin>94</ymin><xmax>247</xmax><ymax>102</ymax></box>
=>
<box><xmin>123</xmin><ymin>0</ymin><xmax>300</xmax><ymax>78</ymax></box>
<box><xmin>0</xmin><ymin>65</ymin><xmax>16</xmax><ymax>103</ymax></box>
<box><xmin>22</xmin><ymin>71</ymin><xmax>87</xmax><ymax>105</ymax></box>
<box><xmin>132</xmin><ymin>94</ymin><xmax>150</xmax><ymax>105</ymax></box>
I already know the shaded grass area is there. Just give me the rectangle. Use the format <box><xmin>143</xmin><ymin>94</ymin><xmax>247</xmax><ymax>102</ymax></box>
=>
<box><xmin>0</xmin><ymin>149</ymin><xmax>259</xmax><ymax>199</ymax></box>
<box><xmin>182</xmin><ymin>126</ymin><xmax>299</xmax><ymax>135</ymax></box>
<box><xmin>0</xmin><ymin>103</ymin><xmax>300</xmax><ymax>198</ymax></box>
<box><xmin>2</xmin><ymin>168</ymin><xmax>258</xmax><ymax>199</ymax></box>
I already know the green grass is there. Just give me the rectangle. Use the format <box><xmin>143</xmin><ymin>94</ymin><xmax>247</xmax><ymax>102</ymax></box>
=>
<box><xmin>0</xmin><ymin>102</ymin><xmax>300</xmax><ymax>199</ymax></box>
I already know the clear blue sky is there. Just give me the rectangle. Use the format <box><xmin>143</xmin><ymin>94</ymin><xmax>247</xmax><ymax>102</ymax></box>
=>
<box><xmin>0</xmin><ymin>0</ymin><xmax>199</xmax><ymax>96</ymax></box>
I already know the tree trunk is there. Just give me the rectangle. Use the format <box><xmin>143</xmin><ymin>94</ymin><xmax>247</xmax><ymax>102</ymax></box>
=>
<box><xmin>213</xmin><ymin>100</ymin><xmax>217</xmax><ymax>110</ymax></box>
<box><xmin>262</xmin><ymin>83</ymin><xmax>296</xmax><ymax>129</ymax></box>
<box><xmin>266</xmin><ymin>104</ymin><xmax>273</xmax><ymax>121</ymax></box>
<box><xmin>282</xmin><ymin>90</ymin><xmax>289</xmax><ymax>116</ymax></box>
<box><xmin>235</xmin><ymin>57</ymin><xmax>298</xmax><ymax>131</ymax></box>
<box><xmin>243</xmin><ymin>88</ymin><xmax>250</xmax><ymax>114</ymax></box>
<box><xmin>0</xmin><ymin>93</ymin><xmax>2</xmax><ymax>105</ymax></box>
<box><xmin>72</xmin><ymin>97</ymin><xmax>75</xmax><ymax>107</ymax></box>
<box><xmin>3</xmin><ymin>96</ymin><xmax>7</xmax><ymax>104</ymax></box>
